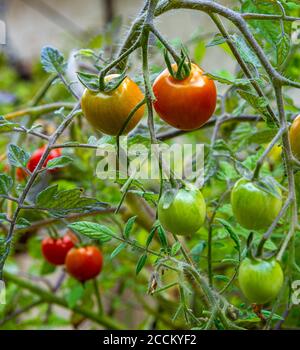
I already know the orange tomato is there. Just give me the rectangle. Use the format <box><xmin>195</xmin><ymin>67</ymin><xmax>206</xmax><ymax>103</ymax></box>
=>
<box><xmin>290</xmin><ymin>115</ymin><xmax>300</xmax><ymax>159</ymax></box>
<box><xmin>81</xmin><ymin>75</ymin><xmax>145</xmax><ymax>136</ymax></box>
<box><xmin>153</xmin><ymin>63</ymin><xmax>217</xmax><ymax>130</ymax></box>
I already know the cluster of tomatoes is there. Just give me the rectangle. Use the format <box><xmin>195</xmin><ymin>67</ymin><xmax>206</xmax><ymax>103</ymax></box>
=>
<box><xmin>10</xmin><ymin>60</ymin><xmax>300</xmax><ymax>303</ymax></box>
<box><xmin>42</xmin><ymin>231</ymin><xmax>103</xmax><ymax>282</ymax></box>
<box><xmin>80</xmin><ymin>62</ymin><xmax>296</xmax><ymax>306</ymax></box>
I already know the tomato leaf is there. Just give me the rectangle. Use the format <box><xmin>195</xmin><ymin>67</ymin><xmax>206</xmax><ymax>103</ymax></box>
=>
<box><xmin>77</xmin><ymin>72</ymin><xmax>100</xmax><ymax>92</ymax></box>
<box><xmin>171</xmin><ymin>241</ymin><xmax>181</xmax><ymax>256</ymax></box>
<box><xmin>7</xmin><ymin>144</ymin><xmax>29</xmax><ymax>168</ymax></box>
<box><xmin>68</xmin><ymin>221</ymin><xmax>113</xmax><ymax>243</ymax></box>
<box><xmin>46</xmin><ymin>156</ymin><xmax>73</xmax><ymax>170</ymax></box>
<box><xmin>41</xmin><ymin>46</ymin><xmax>66</xmax><ymax>74</ymax></box>
<box><xmin>157</xmin><ymin>225</ymin><xmax>168</xmax><ymax>249</ymax></box>
<box><xmin>110</xmin><ymin>242</ymin><xmax>127</xmax><ymax>259</ymax></box>
<box><xmin>136</xmin><ymin>254</ymin><xmax>147</xmax><ymax>275</ymax></box>
<box><xmin>124</xmin><ymin>216</ymin><xmax>137</xmax><ymax>239</ymax></box>
<box><xmin>36</xmin><ymin>186</ymin><xmax>108</xmax><ymax>216</ymax></box>
<box><xmin>217</xmin><ymin>218</ymin><xmax>241</xmax><ymax>256</ymax></box>
<box><xmin>0</xmin><ymin>174</ymin><xmax>13</xmax><ymax>195</ymax></box>
<box><xmin>65</xmin><ymin>283</ymin><xmax>85</xmax><ymax>309</ymax></box>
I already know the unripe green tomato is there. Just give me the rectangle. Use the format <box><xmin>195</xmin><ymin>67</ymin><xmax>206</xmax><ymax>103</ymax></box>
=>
<box><xmin>158</xmin><ymin>186</ymin><xmax>206</xmax><ymax>236</ymax></box>
<box><xmin>238</xmin><ymin>258</ymin><xmax>283</xmax><ymax>304</ymax></box>
<box><xmin>231</xmin><ymin>178</ymin><xmax>282</xmax><ymax>230</ymax></box>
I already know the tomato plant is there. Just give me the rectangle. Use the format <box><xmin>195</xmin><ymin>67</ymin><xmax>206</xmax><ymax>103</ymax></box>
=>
<box><xmin>1</xmin><ymin>0</ymin><xmax>300</xmax><ymax>332</ymax></box>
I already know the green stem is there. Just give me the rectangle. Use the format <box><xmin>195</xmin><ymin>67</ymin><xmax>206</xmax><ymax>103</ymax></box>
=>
<box><xmin>3</xmin><ymin>271</ymin><xmax>124</xmax><ymax>329</ymax></box>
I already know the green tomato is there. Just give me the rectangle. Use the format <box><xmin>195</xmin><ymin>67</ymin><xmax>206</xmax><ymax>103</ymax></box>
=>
<box><xmin>231</xmin><ymin>178</ymin><xmax>282</xmax><ymax>230</ymax></box>
<box><xmin>158</xmin><ymin>186</ymin><xmax>206</xmax><ymax>236</ymax></box>
<box><xmin>238</xmin><ymin>257</ymin><xmax>283</xmax><ymax>304</ymax></box>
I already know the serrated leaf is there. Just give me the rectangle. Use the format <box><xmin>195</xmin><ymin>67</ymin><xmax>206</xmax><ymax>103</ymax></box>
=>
<box><xmin>7</xmin><ymin>144</ymin><xmax>29</xmax><ymax>168</ymax></box>
<box><xmin>110</xmin><ymin>242</ymin><xmax>126</xmax><ymax>259</ymax></box>
<box><xmin>41</xmin><ymin>46</ymin><xmax>66</xmax><ymax>74</ymax></box>
<box><xmin>46</xmin><ymin>156</ymin><xmax>73</xmax><ymax>170</ymax></box>
<box><xmin>77</xmin><ymin>72</ymin><xmax>99</xmax><ymax>92</ymax></box>
<box><xmin>136</xmin><ymin>254</ymin><xmax>147</xmax><ymax>275</ymax></box>
<box><xmin>0</xmin><ymin>174</ymin><xmax>13</xmax><ymax>195</ymax></box>
<box><xmin>36</xmin><ymin>186</ymin><xmax>107</xmax><ymax>216</ymax></box>
<box><xmin>171</xmin><ymin>241</ymin><xmax>181</xmax><ymax>256</ymax></box>
<box><xmin>68</xmin><ymin>221</ymin><xmax>113</xmax><ymax>243</ymax></box>
<box><xmin>237</xmin><ymin>89</ymin><xmax>272</xmax><ymax>123</ymax></box>
<box><xmin>124</xmin><ymin>216</ymin><xmax>137</xmax><ymax>239</ymax></box>
<box><xmin>277</xmin><ymin>33</ymin><xmax>290</xmax><ymax>66</ymax></box>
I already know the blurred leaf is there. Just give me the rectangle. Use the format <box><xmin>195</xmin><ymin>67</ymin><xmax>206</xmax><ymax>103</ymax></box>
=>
<box><xmin>171</xmin><ymin>241</ymin><xmax>181</xmax><ymax>256</ymax></box>
<box><xmin>124</xmin><ymin>216</ymin><xmax>137</xmax><ymax>239</ymax></box>
<box><xmin>46</xmin><ymin>156</ymin><xmax>73</xmax><ymax>170</ymax></box>
<box><xmin>0</xmin><ymin>174</ymin><xmax>13</xmax><ymax>195</ymax></box>
<box><xmin>41</xmin><ymin>46</ymin><xmax>66</xmax><ymax>74</ymax></box>
<box><xmin>7</xmin><ymin>144</ymin><xmax>29</xmax><ymax>168</ymax></box>
<box><xmin>111</xmin><ymin>243</ymin><xmax>127</xmax><ymax>259</ymax></box>
<box><xmin>65</xmin><ymin>284</ymin><xmax>85</xmax><ymax>308</ymax></box>
<box><xmin>136</xmin><ymin>254</ymin><xmax>147</xmax><ymax>275</ymax></box>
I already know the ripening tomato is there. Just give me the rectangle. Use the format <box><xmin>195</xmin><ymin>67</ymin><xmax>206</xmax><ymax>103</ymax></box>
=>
<box><xmin>16</xmin><ymin>167</ymin><xmax>27</xmax><ymax>181</ymax></box>
<box><xmin>27</xmin><ymin>146</ymin><xmax>62</xmax><ymax>173</ymax></box>
<box><xmin>65</xmin><ymin>246</ymin><xmax>103</xmax><ymax>282</ymax></box>
<box><xmin>41</xmin><ymin>232</ymin><xmax>77</xmax><ymax>265</ymax></box>
<box><xmin>152</xmin><ymin>63</ymin><xmax>217</xmax><ymax>130</ymax></box>
<box><xmin>238</xmin><ymin>258</ymin><xmax>283</xmax><ymax>304</ymax></box>
<box><xmin>290</xmin><ymin>114</ymin><xmax>300</xmax><ymax>159</ymax></box>
<box><xmin>158</xmin><ymin>186</ymin><xmax>206</xmax><ymax>236</ymax></box>
<box><xmin>81</xmin><ymin>75</ymin><xmax>145</xmax><ymax>136</ymax></box>
<box><xmin>231</xmin><ymin>178</ymin><xmax>282</xmax><ymax>230</ymax></box>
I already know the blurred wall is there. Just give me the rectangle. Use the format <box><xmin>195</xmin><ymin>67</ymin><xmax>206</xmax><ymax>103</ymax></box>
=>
<box><xmin>0</xmin><ymin>0</ymin><xmax>235</xmax><ymax>73</ymax></box>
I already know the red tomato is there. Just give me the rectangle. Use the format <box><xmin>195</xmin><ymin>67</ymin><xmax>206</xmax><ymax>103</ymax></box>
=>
<box><xmin>153</xmin><ymin>63</ymin><xmax>217</xmax><ymax>130</ymax></box>
<box><xmin>27</xmin><ymin>146</ymin><xmax>62</xmax><ymax>173</ymax></box>
<box><xmin>16</xmin><ymin>167</ymin><xmax>27</xmax><ymax>181</ymax></box>
<box><xmin>65</xmin><ymin>246</ymin><xmax>103</xmax><ymax>282</ymax></box>
<box><xmin>41</xmin><ymin>233</ymin><xmax>77</xmax><ymax>266</ymax></box>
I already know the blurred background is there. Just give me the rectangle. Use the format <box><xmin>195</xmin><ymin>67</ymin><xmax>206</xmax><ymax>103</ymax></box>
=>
<box><xmin>0</xmin><ymin>0</ymin><xmax>235</xmax><ymax>77</ymax></box>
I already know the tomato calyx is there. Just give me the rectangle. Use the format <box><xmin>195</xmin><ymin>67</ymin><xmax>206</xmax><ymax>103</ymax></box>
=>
<box><xmin>77</xmin><ymin>70</ymin><xmax>127</xmax><ymax>93</ymax></box>
<box><xmin>164</xmin><ymin>46</ymin><xmax>192</xmax><ymax>81</ymax></box>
